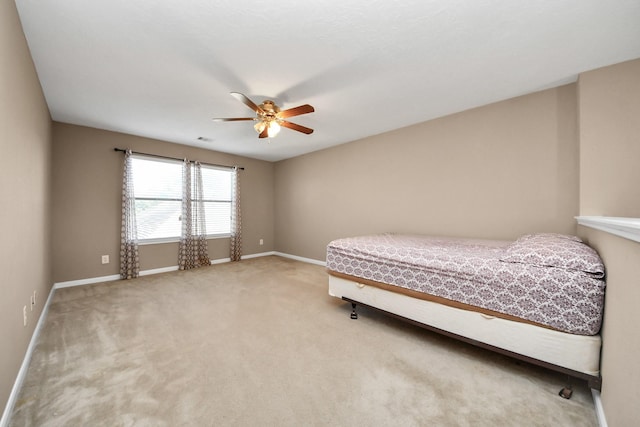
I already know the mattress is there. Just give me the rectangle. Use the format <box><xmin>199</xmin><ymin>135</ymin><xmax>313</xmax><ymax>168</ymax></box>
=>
<box><xmin>326</xmin><ymin>233</ymin><xmax>606</xmax><ymax>335</ymax></box>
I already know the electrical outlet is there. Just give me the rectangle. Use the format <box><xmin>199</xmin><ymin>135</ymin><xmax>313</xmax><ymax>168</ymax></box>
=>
<box><xmin>23</xmin><ymin>306</ymin><xmax>27</xmax><ymax>326</ymax></box>
<box><xmin>101</xmin><ymin>255</ymin><xmax>109</xmax><ymax>264</ymax></box>
<box><xmin>259</xmin><ymin>239</ymin><xmax>264</xmax><ymax>245</ymax></box>
<box><xmin>30</xmin><ymin>294</ymin><xmax>35</xmax><ymax>311</ymax></box>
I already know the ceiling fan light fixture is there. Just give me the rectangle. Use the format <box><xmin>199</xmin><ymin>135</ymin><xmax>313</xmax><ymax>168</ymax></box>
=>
<box><xmin>267</xmin><ymin>121</ymin><xmax>281</xmax><ymax>138</ymax></box>
<box><xmin>254</xmin><ymin>121</ymin><xmax>266</xmax><ymax>134</ymax></box>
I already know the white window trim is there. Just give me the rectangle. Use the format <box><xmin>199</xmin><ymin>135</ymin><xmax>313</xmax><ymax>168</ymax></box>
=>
<box><xmin>138</xmin><ymin>233</ymin><xmax>232</xmax><ymax>245</ymax></box>
<box><xmin>575</xmin><ymin>216</ymin><xmax>640</xmax><ymax>243</ymax></box>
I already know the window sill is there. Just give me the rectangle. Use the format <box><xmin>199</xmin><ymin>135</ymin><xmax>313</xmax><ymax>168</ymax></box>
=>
<box><xmin>575</xmin><ymin>216</ymin><xmax>640</xmax><ymax>244</ymax></box>
<box><xmin>138</xmin><ymin>233</ymin><xmax>231</xmax><ymax>246</ymax></box>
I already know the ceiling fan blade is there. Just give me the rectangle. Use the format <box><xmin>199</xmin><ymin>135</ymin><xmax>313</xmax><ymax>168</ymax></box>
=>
<box><xmin>277</xmin><ymin>104</ymin><xmax>315</xmax><ymax>119</ymax></box>
<box><xmin>212</xmin><ymin>117</ymin><xmax>255</xmax><ymax>122</ymax></box>
<box><xmin>230</xmin><ymin>92</ymin><xmax>264</xmax><ymax>114</ymax></box>
<box><xmin>258</xmin><ymin>127</ymin><xmax>269</xmax><ymax>138</ymax></box>
<box><xmin>280</xmin><ymin>120</ymin><xmax>314</xmax><ymax>135</ymax></box>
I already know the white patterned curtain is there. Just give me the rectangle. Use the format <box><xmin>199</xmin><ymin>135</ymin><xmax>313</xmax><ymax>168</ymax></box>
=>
<box><xmin>179</xmin><ymin>160</ymin><xmax>212</xmax><ymax>270</ymax></box>
<box><xmin>120</xmin><ymin>150</ymin><xmax>140</xmax><ymax>279</ymax></box>
<box><xmin>230</xmin><ymin>166</ymin><xmax>242</xmax><ymax>262</ymax></box>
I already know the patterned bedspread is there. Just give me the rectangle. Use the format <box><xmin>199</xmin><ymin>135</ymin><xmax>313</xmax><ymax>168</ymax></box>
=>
<box><xmin>326</xmin><ymin>233</ymin><xmax>606</xmax><ymax>335</ymax></box>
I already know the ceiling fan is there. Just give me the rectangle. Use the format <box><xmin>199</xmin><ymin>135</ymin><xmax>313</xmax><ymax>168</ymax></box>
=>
<box><xmin>212</xmin><ymin>92</ymin><xmax>315</xmax><ymax>139</ymax></box>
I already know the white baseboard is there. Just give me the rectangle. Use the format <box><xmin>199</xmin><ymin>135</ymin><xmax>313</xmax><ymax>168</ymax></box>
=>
<box><xmin>273</xmin><ymin>251</ymin><xmax>326</xmax><ymax>266</ymax></box>
<box><xmin>242</xmin><ymin>251</ymin><xmax>275</xmax><ymax>259</ymax></box>
<box><xmin>1</xmin><ymin>285</ymin><xmax>56</xmax><ymax>427</ymax></box>
<box><xmin>592</xmin><ymin>389</ymin><xmax>608</xmax><ymax>427</ymax></box>
<box><xmin>53</xmin><ymin>251</ymin><xmax>324</xmax><ymax>289</ymax></box>
<box><xmin>139</xmin><ymin>265</ymin><xmax>179</xmax><ymax>276</ymax></box>
<box><xmin>52</xmin><ymin>252</ymin><xmax>324</xmax><ymax>289</ymax></box>
<box><xmin>54</xmin><ymin>273</ymin><xmax>121</xmax><ymax>289</ymax></box>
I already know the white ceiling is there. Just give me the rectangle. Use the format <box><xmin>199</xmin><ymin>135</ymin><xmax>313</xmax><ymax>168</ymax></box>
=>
<box><xmin>15</xmin><ymin>0</ymin><xmax>640</xmax><ymax>162</ymax></box>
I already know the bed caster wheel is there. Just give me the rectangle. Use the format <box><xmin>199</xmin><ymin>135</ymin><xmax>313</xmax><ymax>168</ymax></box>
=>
<box><xmin>559</xmin><ymin>387</ymin><xmax>573</xmax><ymax>399</ymax></box>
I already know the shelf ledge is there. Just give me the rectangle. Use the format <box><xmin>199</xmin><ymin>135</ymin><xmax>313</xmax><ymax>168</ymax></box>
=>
<box><xmin>576</xmin><ymin>216</ymin><xmax>640</xmax><ymax>243</ymax></box>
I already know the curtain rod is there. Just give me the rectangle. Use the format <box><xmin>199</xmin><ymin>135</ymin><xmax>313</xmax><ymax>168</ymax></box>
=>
<box><xmin>113</xmin><ymin>148</ymin><xmax>244</xmax><ymax>170</ymax></box>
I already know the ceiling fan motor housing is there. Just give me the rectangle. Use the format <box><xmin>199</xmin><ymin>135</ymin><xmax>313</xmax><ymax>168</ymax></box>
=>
<box><xmin>259</xmin><ymin>100</ymin><xmax>280</xmax><ymax>117</ymax></box>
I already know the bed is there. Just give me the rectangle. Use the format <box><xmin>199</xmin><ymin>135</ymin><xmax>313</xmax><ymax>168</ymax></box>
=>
<box><xmin>326</xmin><ymin>233</ymin><xmax>606</xmax><ymax>394</ymax></box>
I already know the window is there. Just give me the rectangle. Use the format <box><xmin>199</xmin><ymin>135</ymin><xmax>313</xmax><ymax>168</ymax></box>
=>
<box><xmin>131</xmin><ymin>155</ymin><xmax>232</xmax><ymax>243</ymax></box>
<box><xmin>200</xmin><ymin>166</ymin><xmax>232</xmax><ymax>235</ymax></box>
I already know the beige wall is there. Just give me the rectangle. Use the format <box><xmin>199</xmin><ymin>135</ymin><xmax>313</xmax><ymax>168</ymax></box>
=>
<box><xmin>578</xmin><ymin>58</ymin><xmax>640</xmax><ymax>427</ymax></box>
<box><xmin>52</xmin><ymin>123</ymin><xmax>275</xmax><ymax>283</ymax></box>
<box><xmin>0</xmin><ymin>0</ymin><xmax>52</xmax><ymax>413</ymax></box>
<box><xmin>274</xmin><ymin>84</ymin><xmax>579</xmax><ymax>261</ymax></box>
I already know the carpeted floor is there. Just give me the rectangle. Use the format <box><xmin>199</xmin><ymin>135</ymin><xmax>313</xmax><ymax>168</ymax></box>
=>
<box><xmin>9</xmin><ymin>256</ymin><xmax>597</xmax><ymax>426</ymax></box>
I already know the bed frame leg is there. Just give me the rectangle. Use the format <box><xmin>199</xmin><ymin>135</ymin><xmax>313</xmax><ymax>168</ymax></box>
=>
<box><xmin>350</xmin><ymin>302</ymin><xmax>358</xmax><ymax>320</ymax></box>
<box><xmin>559</xmin><ymin>376</ymin><xmax>573</xmax><ymax>399</ymax></box>
<box><xmin>559</xmin><ymin>387</ymin><xmax>573</xmax><ymax>399</ymax></box>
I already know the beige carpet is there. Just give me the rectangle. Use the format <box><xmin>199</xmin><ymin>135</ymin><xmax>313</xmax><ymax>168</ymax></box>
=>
<box><xmin>10</xmin><ymin>256</ymin><xmax>597</xmax><ymax>426</ymax></box>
